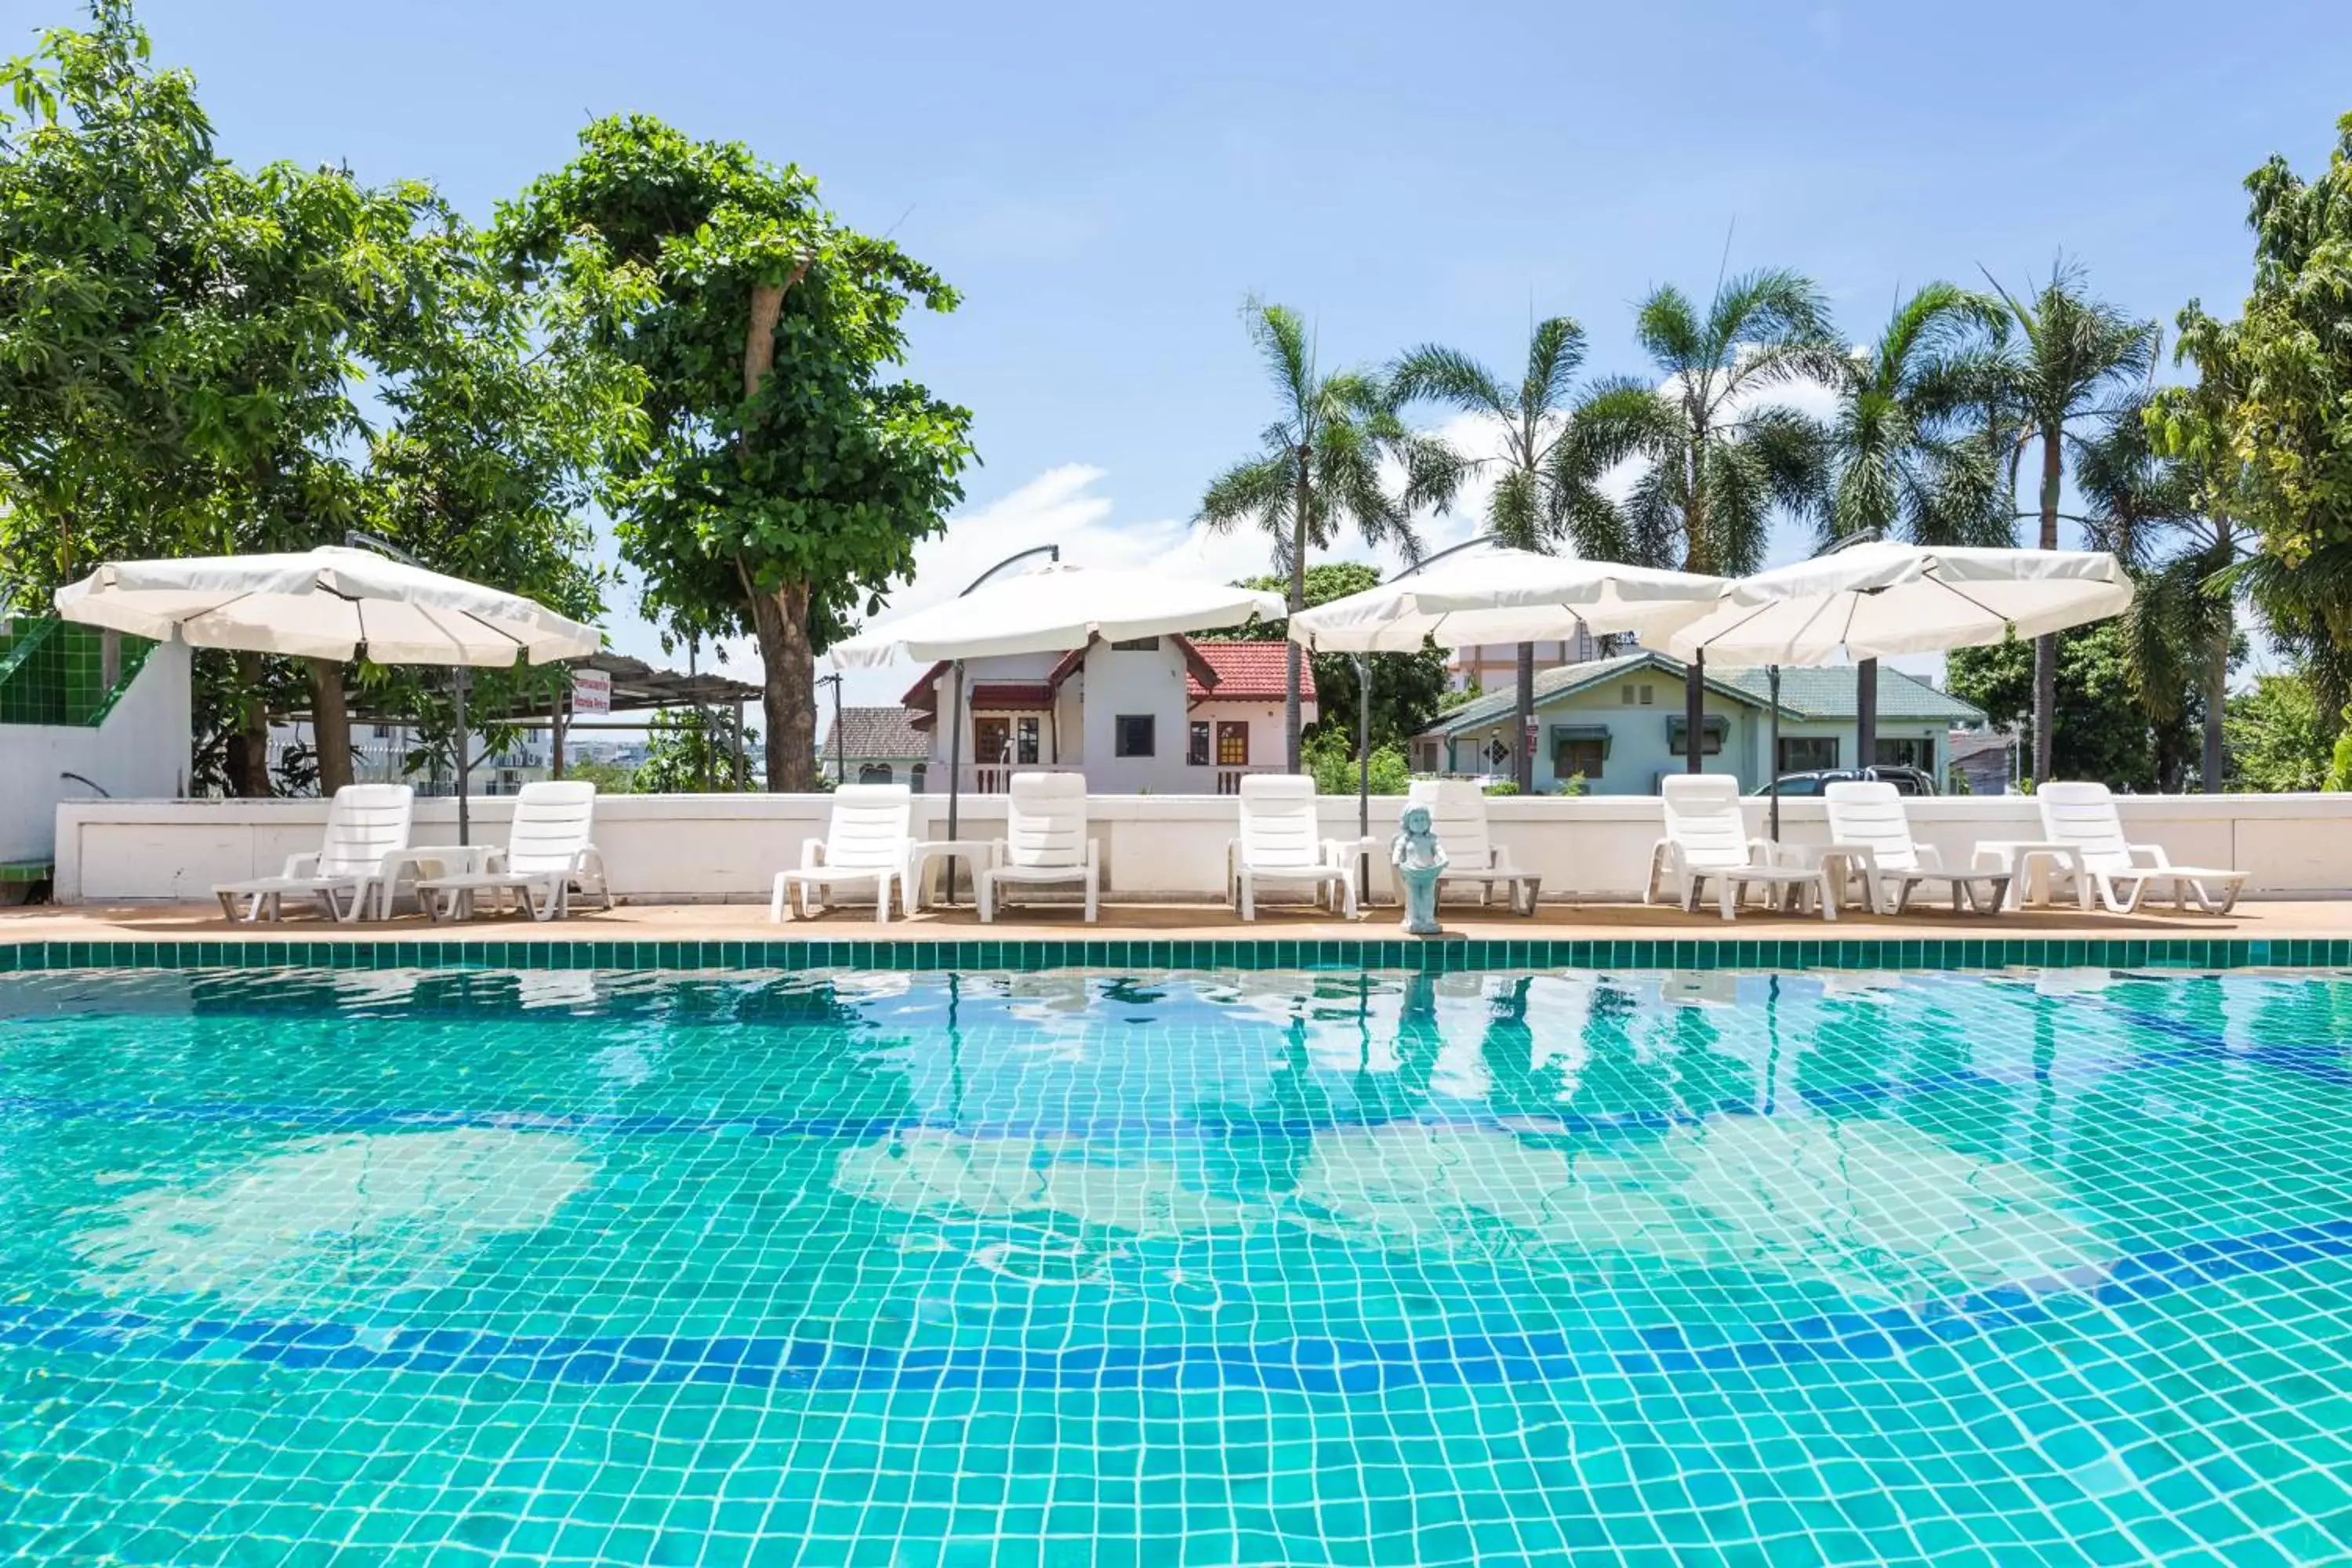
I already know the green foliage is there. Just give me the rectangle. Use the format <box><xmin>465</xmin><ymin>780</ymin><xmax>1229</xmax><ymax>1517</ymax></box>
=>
<box><xmin>1947</xmin><ymin>622</ymin><xmax>2199</xmax><ymax>790</ymax></box>
<box><xmin>1481</xmin><ymin>780</ymin><xmax>1520</xmax><ymax>797</ymax></box>
<box><xmin>1303</xmin><ymin>729</ymin><xmax>1410</xmax><ymax>796</ymax></box>
<box><xmin>497</xmin><ymin>114</ymin><xmax>975</xmax><ymax>790</ymax></box>
<box><xmin>2224</xmin><ymin>674</ymin><xmax>2335</xmax><ymax>793</ymax></box>
<box><xmin>1824</xmin><ymin>282</ymin><xmax>2011</xmax><ymax>548</ymax></box>
<box><xmin>1439</xmin><ymin>683</ymin><xmax>1480</xmax><ymax>712</ymax></box>
<box><xmin>1554</xmin><ymin>773</ymin><xmax>1588</xmax><ymax>797</ymax></box>
<box><xmin>1227</xmin><ymin>562</ymin><xmax>1449</xmax><ymax>749</ymax></box>
<box><xmin>564</xmin><ymin>757</ymin><xmax>637</xmax><ymax>795</ymax></box>
<box><xmin>632</xmin><ymin>707</ymin><xmax>757</xmax><ymax>793</ymax></box>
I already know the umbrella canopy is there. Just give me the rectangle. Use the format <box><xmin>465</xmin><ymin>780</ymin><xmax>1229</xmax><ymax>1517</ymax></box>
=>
<box><xmin>829</xmin><ymin>561</ymin><xmax>1284</xmax><ymax>669</ymax></box>
<box><xmin>53</xmin><ymin>546</ymin><xmax>598</xmax><ymax>667</ymax></box>
<box><xmin>1664</xmin><ymin>542</ymin><xmax>2133</xmax><ymax>665</ymax></box>
<box><xmin>1284</xmin><ymin>547</ymin><xmax>1730</xmax><ymax>652</ymax></box>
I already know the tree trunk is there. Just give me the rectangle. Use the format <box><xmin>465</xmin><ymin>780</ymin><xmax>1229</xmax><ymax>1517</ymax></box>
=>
<box><xmin>1682</xmin><ymin>437</ymin><xmax>1709</xmax><ymax>768</ymax></box>
<box><xmin>227</xmin><ymin>652</ymin><xmax>272</xmax><ymax>797</ymax></box>
<box><xmin>750</xmin><ymin>579</ymin><xmax>818</xmax><ymax>792</ymax></box>
<box><xmin>307</xmin><ymin>659</ymin><xmax>354</xmax><ymax>796</ymax></box>
<box><xmin>2031</xmin><ymin>427</ymin><xmax>2063</xmax><ymax>785</ymax></box>
<box><xmin>1515</xmin><ymin>640</ymin><xmax>1536</xmax><ymax>793</ymax></box>
<box><xmin>2203</xmin><ymin>604</ymin><xmax>2230</xmax><ymax>793</ymax></box>
<box><xmin>1286</xmin><ymin>442</ymin><xmax>1311</xmax><ymax>774</ymax></box>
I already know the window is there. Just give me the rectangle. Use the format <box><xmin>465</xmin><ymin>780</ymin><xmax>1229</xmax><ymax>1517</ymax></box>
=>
<box><xmin>1778</xmin><ymin>736</ymin><xmax>1838</xmax><ymax>772</ymax></box>
<box><xmin>1621</xmin><ymin>684</ymin><xmax>1634</xmax><ymax>704</ymax></box>
<box><xmin>1217</xmin><ymin>722</ymin><xmax>1250</xmax><ymax>766</ymax></box>
<box><xmin>1109</xmin><ymin>636</ymin><xmax>1160</xmax><ymax>652</ymax></box>
<box><xmin>910</xmin><ymin>763</ymin><xmax>927</xmax><ymax>792</ymax></box>
<box><xmin>1875</xmin><ymin>737</ymin><xmax>1931</xmax><ymax>769</ymax></box>
<box><xmin>1621</xmin><ymin>683</ymin><xmax>1655</xmax><ymax>706</ymax></box>
<box><xmin>1115</xmin><ymin>715</ymin><xmax>1156</xmax><ymax>757</ymax></box>
<box><xmin>1188</xmin><ymin>721</ymin><xmax>1211</xmax><ymax>765</ymax></box>
<box><xmin>1667</xmin><ymin>715</ymin><xmax>1727</xmax><ymax>757</ymax></box>
<box><xmin>858</xmin><ymin>763</ymin><xmax>895</xmax><ymax>784</ymax></box>
<box><xmin>1555</xmin><ymin>738</ymin><xmax>1606</xmax><ymax>781</ymax></box>
<box><xmin>1015</xmin><ymin>716</ymin><xmax>1040</xmax><ymax>765</ymax></box>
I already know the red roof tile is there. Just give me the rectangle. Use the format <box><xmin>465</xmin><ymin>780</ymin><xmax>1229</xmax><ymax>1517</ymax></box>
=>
<box><xmin>1189</xmin><ymin>641</ymin><xmax>1313</xmax><ymax>702</ymax></box>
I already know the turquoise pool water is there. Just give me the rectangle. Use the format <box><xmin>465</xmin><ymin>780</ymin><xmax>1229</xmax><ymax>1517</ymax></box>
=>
<box><xmin>2</xmin><ymin>965</ymin><xmax>2350</xmax><ymax>1566</ymax></box>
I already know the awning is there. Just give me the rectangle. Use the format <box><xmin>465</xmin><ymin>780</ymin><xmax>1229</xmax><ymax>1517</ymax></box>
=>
<box><xmin>1550</xmin><ymin>722</ymin><xmax>1611</xmax><ymax>756</ymax></box>
<box><xmin>1665</xmin><ymin>715</ymin><xmax>1730</xmax><ymax>742</ymax></box>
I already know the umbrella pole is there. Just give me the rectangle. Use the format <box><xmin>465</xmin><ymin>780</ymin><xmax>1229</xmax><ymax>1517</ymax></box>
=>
<box><xmin>944</xmin><ymin>659</ymin><xmax>965</xmax><ymax>906</ymax></box>
<box><xmin>454</xmin><ymin>665</ymin><xmax>471</xmax><ymax>848</ymax></box>
<box><xmin>1356</xmin><ymin>654</ymin><xmax>1371</xmax><ymax>902</ymax></box>
<box><xmin>1856</xmin><ymin>656</ymin><xmax>1878</xmax><ymax>778</ymax></box>
<box><xmin>1769</xmin><ymin>664</ymin><xmax>1781</xmax><ymax>842</ymax></box>
<box><xmin>1685</xmin><ymin>648</ymin><xmax>1706</xmax><ymax>775</ymax></box>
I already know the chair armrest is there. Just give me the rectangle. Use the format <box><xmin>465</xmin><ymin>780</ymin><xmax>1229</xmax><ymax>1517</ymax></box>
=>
<box><xmin>1486</xmin><ymin>845</ymin><xmax>1512</xmax><ymax>872</ymax></box>
<box><xmin>2127</xmin><ymin>843</ymin><xmax>2173</xmax><ymax>869</ymax></box>
<box><xmin>1915</xmin><ymin>844</ymin><xmax>1945</xmax><ymax>871</ymax></box>
<box><xmin>800</xmin><ymin>837</ymin><xmax>825</xmax><ymax>870</ymax></box>
<box><xmin>282</xmin><ymin>852</ymin><xmax>321</xmax><ymax>879</ymax></box>
<box><xmin>480</xmin><ymin>848</ymin><xmax>510</xmax><ymax>874</ymax></box>
<box><xmin>571</xmin><ymin>844</ymin><xmax>605</xmax><ymax>876</ymax></box>
<box><xmin>1746</xmin><ymin>837</ymin><xmax>1785</xmax><ymax>866</ymax></box>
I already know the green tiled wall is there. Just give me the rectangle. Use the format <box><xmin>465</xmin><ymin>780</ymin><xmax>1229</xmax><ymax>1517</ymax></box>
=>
<box><xmin>0</xmin><ymin>935</ymin><xmax>2340</xmax><ymax>974</ymax></box>
<box><xmin>0</xmin><ymin>618</ymin><xmax>157</xmax><ymax>728</ymax></box>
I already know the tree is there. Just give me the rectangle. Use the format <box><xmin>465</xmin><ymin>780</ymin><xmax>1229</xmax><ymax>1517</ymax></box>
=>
<box><xmin>1392</xmin><ymin>317</ymin><xmax>1631</xmax><ymax>790</ymax></box>
<box><xmin>1981</xmin><ymin>263</ymin><xmax>2159</xmax><ymax>786</ymax></box>
<box><xmin>1824</xmin><ymin>283</ymin><xmax>2010</xmax><ymax>547</ymax></box>
<box><xmin>498</xmin><ymin>115</ymin><xmax>975</xmax><ymax>792</ymax></box>
<box><xmin>2224</xmin><ymin>674</ymin><xmax>2333</xmax><ymax>793</ymax></box>
<box><xmin>1947</xmin><ymin>622</ymin><xmax>2198</xmax><ymax>791</ymax></box>
<box><xmin>1224</xmin><ymin>562</ymin><xmax>1450</xmax><ymax>751</ymax></box>
<box><xmin>1196</xmin><ymin>300</ymin><xmax>1456</xmax><ymax>771</ymax></box>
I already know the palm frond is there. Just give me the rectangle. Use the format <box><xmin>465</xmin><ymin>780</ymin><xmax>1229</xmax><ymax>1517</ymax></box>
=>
<box><xmin>1390</xmin><ymin>344</ymin><xmax>1510</xmax><ymax>420</ymax></box>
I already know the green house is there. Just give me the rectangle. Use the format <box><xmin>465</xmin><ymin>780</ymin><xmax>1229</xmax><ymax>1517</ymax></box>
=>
<box><xmin>1409</xmin><ymin>649</ymin><xmax>1985</xmax><ymax>794</ymax></box>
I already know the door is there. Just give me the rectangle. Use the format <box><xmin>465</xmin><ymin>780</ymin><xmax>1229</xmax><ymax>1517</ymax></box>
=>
<box><xmin>1215</xmin><ymin>722</ymin><xmax>1250</xmax><ymax>766</ymax></box>
<box><xmin>973</xmin><ymin>717</ymin><xmax>1011</xmax><ymax>763</ymax></box>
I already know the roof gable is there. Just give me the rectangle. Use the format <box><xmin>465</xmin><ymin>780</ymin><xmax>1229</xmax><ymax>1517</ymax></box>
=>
<box><xmin>1715</xmin><ymin>665</ymin><xmax>1986</xmax><ymax>723</ymax></box>
<box><xmin>1187</xmin><ymin>638</ymin><xmax>1315</xmax><ymax>702</ymax></box>
<box><xmin>1417</xmin><ymin>649</ymin><xmax>1790</xmax><ymax>738</ymax></box>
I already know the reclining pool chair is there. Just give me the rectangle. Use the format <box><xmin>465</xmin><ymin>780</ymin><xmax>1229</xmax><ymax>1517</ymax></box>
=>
<box><xmin>979</xmin><ymin>772</ymin><xmax>1099</xmax><ymax>923</ymax></box>
<box><xmin>1229</xmin><ymin>774</ymin><xmax>1359</xmax><ymax>921</ymax></box>
<box><xmin>1400</xmin><ymin>779</ymin><xmax>1542</xmax><ymax>916</ymax></box>
<box><xmin>416</xmin><ymin>781</ymin><xmax>612</xmax><ymax>922</ymax></box>
<box><xmin>2035</xmin><ymin>782</ymin><xmax>2248</xmax><ymax>915</ymax></box>
<box><xmin>771</xmin><ymin>784</ymin><xmax>916</xmax><ymax>922</ymax></box>
<box><xmin>213</xmin><ymin>783</ymin><xmax>413</xmax><ymax>923</ymax></box>
<box><xmin>1821</xmin><ymin>780</ymin><xmax>2010</xmax><ymax>915</ymax></box>
<box><xmin>1645</xmin><ymin>775</ymin><xmax>1836</xmax><ymax>920</ymax></box>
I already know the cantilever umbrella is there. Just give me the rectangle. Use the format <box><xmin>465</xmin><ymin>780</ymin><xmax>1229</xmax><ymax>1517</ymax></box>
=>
<box><xmin>829</xmin><ymin>552</ymin><xmax>1287</xmax><ymax>900</ymax></box>
<box><xmin>56</xmin><ymin>541</ymin><xmax>601</xmax><ymax>844</ymax></box>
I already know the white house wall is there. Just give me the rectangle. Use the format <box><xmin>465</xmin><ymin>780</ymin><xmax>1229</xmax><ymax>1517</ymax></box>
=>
<box><xmin>2</xmin><ymin>641</ymin><xmax>191</xmax><ymax>866</ymax></box>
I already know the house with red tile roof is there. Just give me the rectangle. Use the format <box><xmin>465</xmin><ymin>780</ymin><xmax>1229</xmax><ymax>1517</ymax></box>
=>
<box><xmin>898</xmin><ymin>634</ymin><xmax>1315</xmax><ymax>793</ymax></box>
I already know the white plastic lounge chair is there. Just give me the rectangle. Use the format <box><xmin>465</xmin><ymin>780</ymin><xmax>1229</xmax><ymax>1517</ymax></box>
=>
<box><xmin>1400</xmin><ymin>779</ymin><xmax>1542</xmax><ymax>916</ymax></box>
<box><xmin>214</xmin><ymin>784</ymin><xmax>414</xmax><ymax>923</ymax></box>
<box><xmin>2035</xmin><ymin>782</ymin><xmax>2248</xmax><ymax>915</ymax></box>
<box><xmin>771</xmin><ymin>784</ymin><xmax>915</xmax><ymax>923</ymax></box>
<box><xmin>1821</xmin><ymin>781</ymin><xmax>2010</xmax><ymax>915</ymax></box>
<box><xmin>1229</xmin><ymin>774</ymin><xmax>1359</xmax><ymax>921</ymax></box>
<box><xmin>1644</xmin><ymin>775</ymin><xmax>1836</xmax><ymax>920</ymax></box>
<box><xmin>416</xmin><ymin>781</ymin><xmax>612</xmax><ymax>922</ymax></box>
<box><xmin>979</xmin><ymin>772</ymin><xmax>1099</xmax><ymax>924</ymax></box>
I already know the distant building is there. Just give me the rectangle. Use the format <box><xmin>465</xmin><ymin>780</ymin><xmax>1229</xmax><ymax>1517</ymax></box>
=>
<box><xmin>819</xmin><ymin>706</ymin><xmax>931</xmax><ymax>787</ymax></box>
<box><xmin>1411</xmin><ymin>649</ymin><xmax>1984</xmax><ymax>793</ymax></box>
<box><xmin>900</xmin><ymin>634</ymin><xmax>1314</xmax><ymax>794</ymax></box>
<box><xmin>1946</xmin><ymin>729</ymin><xmax>2017</xmax><ymax>796</ymax></box>
<box><xmin>1446</xmin><ymin>623</ymin><xmax>1606</xmax><ymax>693</ymax></box>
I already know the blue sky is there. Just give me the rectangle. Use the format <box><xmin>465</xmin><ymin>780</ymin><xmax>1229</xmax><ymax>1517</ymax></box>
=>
<box><xmin>119</xmin><ymin>0</ymin><xmax>2352</xmax><ymax>700</ymax></box>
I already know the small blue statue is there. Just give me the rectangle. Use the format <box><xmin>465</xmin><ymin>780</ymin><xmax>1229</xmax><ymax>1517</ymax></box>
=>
<box><xmin>1392</xmin><ymin>803</ymin><xmax>1449</xmax><ymax>936</ymax></box>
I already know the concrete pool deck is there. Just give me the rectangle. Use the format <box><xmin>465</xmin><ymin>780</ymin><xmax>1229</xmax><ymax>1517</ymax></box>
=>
<box><xmin>5</xmin><ymin>897</ymin><xmax>2349</xmax><ymax>946</ymax></box>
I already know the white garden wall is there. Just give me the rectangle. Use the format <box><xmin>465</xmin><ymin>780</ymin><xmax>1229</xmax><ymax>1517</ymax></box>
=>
<box><xmin>51</xmin><ymin>785</ymin><xmax>2352</xmax><ymax>904</ymax></box>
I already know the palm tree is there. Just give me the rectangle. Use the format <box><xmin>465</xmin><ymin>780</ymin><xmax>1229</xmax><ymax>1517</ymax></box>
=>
<box><xmin>1983</xmin><ymin>263</ymin><xmax>2159</xmax><ymax>784</ymax></box>
<box><xmin>1584</xmin><ymin>269</ymin><xmax>1842</xmax><ymax>768</ymax></box>
<box><xmin>1391</xmin><ymin>317</ymin><xmax>1629</xmax><ymax>792</ymax></box>
<box><xmin>1197</xmin><ymin>299</ymin><xmax>1455</xmax><ymax>772</ymax></box>
<box><xmin>1824</xmin><ymin>283</ymin><xmax>2011</xmax><ymax>549</ymax></box>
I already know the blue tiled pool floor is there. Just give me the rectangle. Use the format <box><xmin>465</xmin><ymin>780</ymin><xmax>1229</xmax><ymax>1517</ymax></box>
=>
<box><xmin>2</xmin><ymin>966</ymin><xmax>2350</xmax><ymax>1565</ymax></box>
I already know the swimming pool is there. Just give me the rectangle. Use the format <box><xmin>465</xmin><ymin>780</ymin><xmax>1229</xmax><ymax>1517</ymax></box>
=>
<box><xmin>2</xmin><ymin>964</ymin><xmax>2349</xmax><ymax>1565</ymax></box>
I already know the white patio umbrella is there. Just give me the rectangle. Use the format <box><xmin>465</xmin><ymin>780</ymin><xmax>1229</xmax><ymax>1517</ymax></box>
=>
<box><xmin>829</xmin><ymin>549</ymin><xmax>1287</xmax><ymax>901</ymax></box>
<box><xmin>1287</xmin><ymin>542</ymin><xmax>1731</xmax><ymax>831</ymax></box>
<box><xmin>55</xmin><ymin>539</ymin><xmax>600</xmax><ymax>844</ymax></box>
<box><xmin>1666</xmin><ymin>541</ymin><xmax>2133</xmax><ymax>831</ymax></box>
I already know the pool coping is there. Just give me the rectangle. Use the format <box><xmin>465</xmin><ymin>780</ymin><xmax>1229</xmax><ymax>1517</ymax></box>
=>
<box><xmin>2</xmin><ymin>933</ymin><xmax>2344</xmax><ymax>971</ymax></box>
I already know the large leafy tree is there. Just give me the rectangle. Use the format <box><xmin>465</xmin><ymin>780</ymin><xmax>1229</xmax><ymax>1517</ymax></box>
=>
<box><xmin>1196</xmin><ymin>300</ymin><xmax>1456</xmax><ymax>772</ymax></box>
<box><xmin>1981</xmin><ymin>263</ymin><xmax>2159</xmax><ymax>786</ymax></box>
<box><xmin>1391</xmin><ymin>317</ymin><xmax>1629</xmax><ymax>790</ymax></box>
<box><xmin>498</xmin><ymin>116</ymin><xmax>975</xmax><ymax>790</ymax></box>
<box><xmin>1221</xmin><ymin>562</ymin><xmax>1450</xmax><ymax>751</ymax></box>
<box><xmin>2224</xmin><ymin>673</ymin><xmax>2334</xmax><ymax>793</ymax></box>
<box><xmin>1947</xmin><ymin>622</ymin><xmax>2199</xmax><ymax>792</ymax></box>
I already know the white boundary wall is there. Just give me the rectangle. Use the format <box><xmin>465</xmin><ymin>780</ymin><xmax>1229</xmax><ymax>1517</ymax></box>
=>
<box><xmin>52</xmin><ymin>788</ymin><xmax>2352</xmax><ymax>904</ymax></box>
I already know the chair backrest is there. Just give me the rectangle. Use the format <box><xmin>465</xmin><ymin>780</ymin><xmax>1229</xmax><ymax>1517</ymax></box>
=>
<box><xmin>503</xmin><ymin>781</ymin><xmax>598</xmax><ymax>873</ymax></box>
<box><xmin>1004</xmin><ymin>772</ymin><xmax>1088</xmax><ymax>869</ymax></box>
<box><xmin>1658</xmin><ymin>775</ymin><xmax>1753</xmax><ymax>872</ymax></box>
<box><xmin>1823</xmin><ymin>781</ymin><xmax>1921</xmax><ymax>873</ymax></box>
<box><xmin>1237</xmin><ymin>773</ymin><xmax>1323</xmax><ymax>869</ymax></box>
<box><xmin>2036</xmin><ymin>782</ymin><xmax>2133</xmax><ymax>872</ymax></box>
<box><xmin>822</xmin><ymin>783</ymin><xmax>913</xmax><ymax>871</ymax></box>
<box><xmin>316</xmin><ymin>785</ymin><xmax>414</xmax><ymax>876</ymax></box>
<box><xmin>1407</xmin><ymin>779</ymin><xmax>1492</xmax><ymax>867</ymax></box>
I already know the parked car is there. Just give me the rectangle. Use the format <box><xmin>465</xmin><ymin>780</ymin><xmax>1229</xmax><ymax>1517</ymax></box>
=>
<box><xmin>1754</xmin><ymin>765</ymin><xmax>1938</xmax><ymax>798</ymax></box>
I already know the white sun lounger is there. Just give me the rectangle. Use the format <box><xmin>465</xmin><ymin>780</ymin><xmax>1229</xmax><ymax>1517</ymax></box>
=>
<box><xmin>1229</xmin><ymin>774</ymin><xmax>1359</xmax><ymax>920</ymax></box>
<box><xmin>1822</xmin><ymin>781</ymin><xmax>2010</xmax><ymax>914</ymax></box>
<box><xmin>1401</xmin><ymin>779</ymin><xmax>1542</xmax><ymax>916</ymax></box>
<box><xmin>979</xmin><ymin>772</ymin><xmax>1099</xmax><ymax>923</ymax></box>
<box><xmin>771</xmin><ymin>784</ymin><xmax>915</xmax><ymax>923</ymax></box>
<box><xmin>416</xmin><ymin>781</ymin><xmax>612</xmax><ymax>922</ymax></box>
<box><xmin>1645</xmin><ymin>775</ymin><xmax>1836</xmax><ymax>920</ymax></box>
<box><xmin>2035</xmin><ymin>782</ymin><xmax>2248</xmax><ymax>915</ymax></box>
<box><xmin>213</xmin><ymin>784</ymin><xmax>414</xmax><ymax>923</ymax></box>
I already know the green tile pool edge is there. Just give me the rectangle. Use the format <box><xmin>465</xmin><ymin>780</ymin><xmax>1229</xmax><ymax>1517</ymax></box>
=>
<box><xmin>1</xmin><ymin>935</ymin><xmax>2347</xmax><ymax>972</ymax></box>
